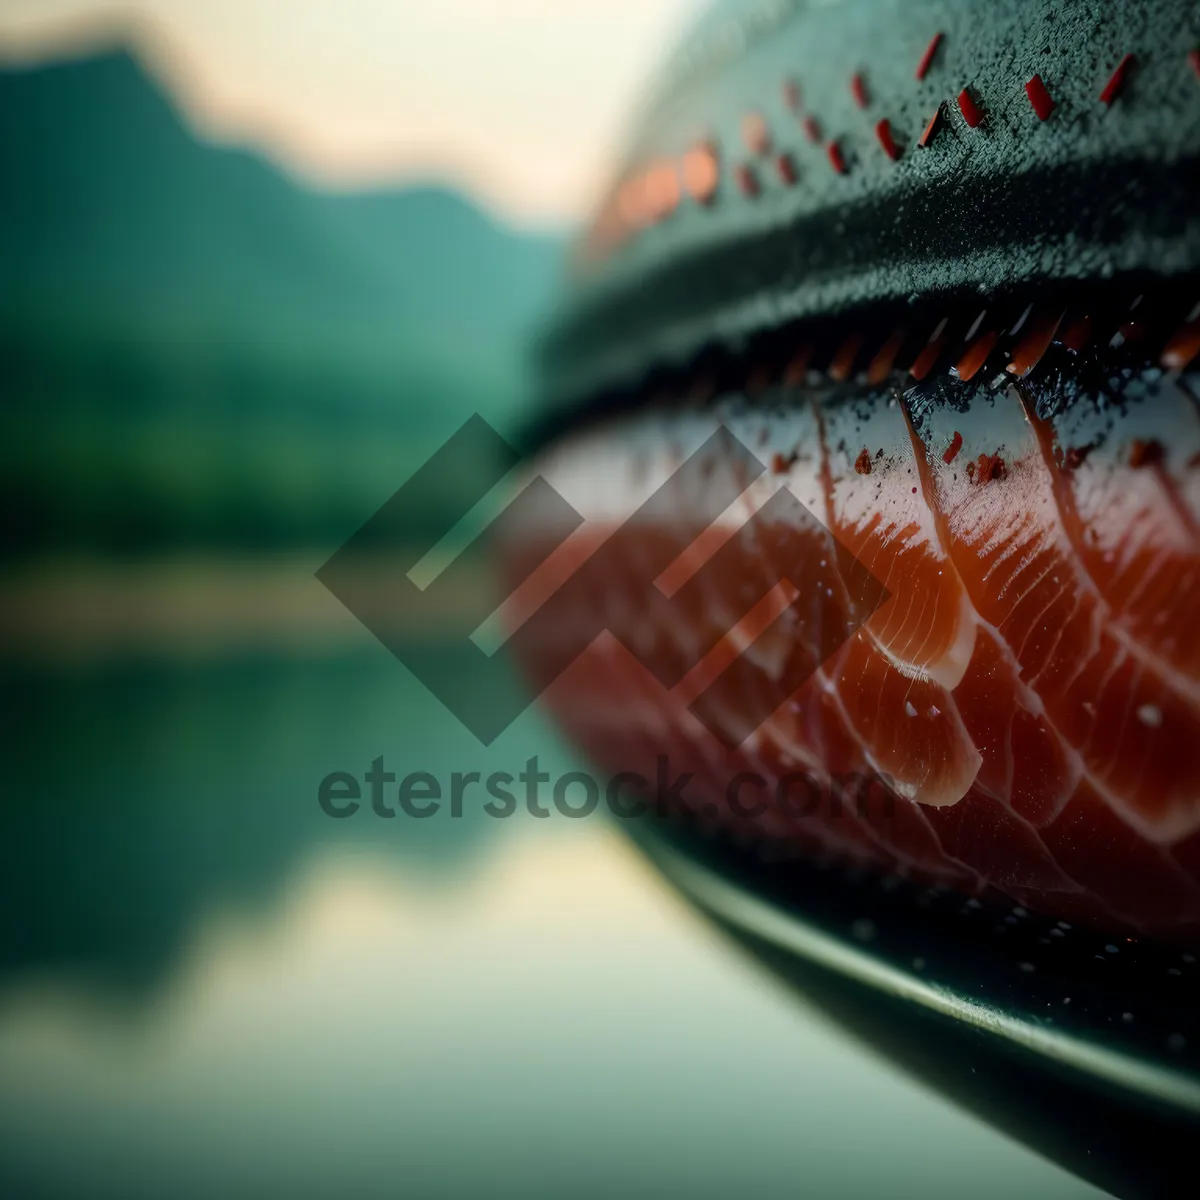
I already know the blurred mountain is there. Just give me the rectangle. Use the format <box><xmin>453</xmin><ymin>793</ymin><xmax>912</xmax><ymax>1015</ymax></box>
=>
<box><xmin>0</xmin><ymin>49</ymin><xmax>567</xmax><ymax>558</ymax></box>
<box><xmin>0</xmin><ymin>48</ymin><xmax>562</xmax><ymax>382</ymax></box>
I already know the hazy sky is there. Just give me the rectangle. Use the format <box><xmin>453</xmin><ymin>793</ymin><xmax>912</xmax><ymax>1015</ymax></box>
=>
<box><xmin>0</xmin><ymin>0</ymin><xmax>704</xmax><ymax>225</ymax></box>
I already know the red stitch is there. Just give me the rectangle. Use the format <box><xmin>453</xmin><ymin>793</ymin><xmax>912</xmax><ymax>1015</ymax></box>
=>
<box><xmin>854</xmin><ymin>447</ymin><xmax>873</xmax><ymax>475</ymax></box>
<box><xmin>953</xmin><ymin>330</ymin><xmax>999</xmax><ymax>382</ymax></box>
<box><xmin>682</xmin><ymin>143</ymin><xmax>720</xmax><ymax>205</ymax></box>
<box><xmin>1100</xmin><ymin>54</ymin><xmax>1134</xmax><ymax>105</ymax></box>
<box><xmin>943</xmin><ymin>432</ymin><xmax>963</xmax><ymax>465</ymax></box>
<box><xmin>742</xmin><ymin>112</ymin><xmax>771</xmax><ymax>155</ymax></box>
<box><xmin>1189</xmin><ymin>49</ymin><xmax>1200</xmax><ymax>81</ymax></box>
<box><xmin>829</xmin><ymin>332</ymin><xmax>865</xmax><ymax>382</ymax></box>
<box><xmin>643</xmin><ymin>161</ymin><xmax>680</xmax><ymax>223</ymax></box>
<box><xmin>1025</xmin><ymin>75</ymin><xmax>1055</xmax><ymax>121</ymax></box>
<box><xmin>827</xmin><ymin>140</ymin><xmax>847</xmax><ymax>175</ymax></box>
<box><xmin>1058</xmin><ymin>316</ymin><xmax>1093</xmax><ymax>353</ymax></box>
<box><xmin>783</xmin><ymin>344</ymin><xmax>813</xmax><ymax>385</ymax></box>
<box><xmin>875</xmin><ymin>119</ymin><xmax>901</xmax><ymax>161</ymax></box>
<box><xmin>1007</xmin><ymin>309</ymin><xmax>1065</xmax><ymax>376</ymax></box>
<box><xmin>918</xmin><ymin>104</ymin><xmax>944</xmax><ymax>148</ymax></box>
<box><xmin>617</xmin><ymin>175</ymin><xmax>649</xmax><ymax>231</ymax></box>
<box><xmin>802</xmin><ymin>115</ymin><xmax>822</xmax><ymax>143</ymax></box>
<box><xmin>746</xmin><ymin>366</ymin><xmax>772</xmax><ymax>398</ymax></box>
<box><xmin>910</xmin><ymin>335</ymin><xmax>947</xmax><ymax>381</ymax></box>
<box><xmin>851</xmin><ymin>72</ymin><xmax>869</xmax><ymax>109</ymax></box>
<box><xmin>1162</xmin><ymin>313</ymin><xmax>1200</xmax><ymax>371</ymax></box>
<box><xmin>916</xmin><ymin>32</ymin><xmax>944</xmax><ymax>81</ymax></box>
<box><xmin>735</xmin><ymin>164</ymin><xmax>760</xmax><ymax>197</ymax></box>
<box><xmin>866</xmin><ymin>328</ymin><xmax>906</xmax><ymax>384</ymax></box>
<box><xmin>775</xmin><ymin>152</ymin><xmax>798</xmax><ymax>185</ymax></box>
<box><xmin>957</xmin><ymin>86</ymin><xmax>984</xmax><ymax>128</ymax></box>
<box><xmin>771</xmin><ymin>451</ymin><xmax>798</xmax><ymax>475</ymax></box>
<box><xmin>688</xmin><ymin>375</ymin><xmax>716</xmax><ymax>407</ymax></box>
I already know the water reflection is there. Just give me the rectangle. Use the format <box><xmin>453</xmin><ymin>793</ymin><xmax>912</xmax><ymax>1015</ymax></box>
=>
<box><xmin>0</xmin><ymin>649</ymin><xmax>1102</xmax><ymax>1198</ymax></box>
<box><xmin>1</xmin><ymin>649</ymin><xmax>559</xmax><ymax>992</ymax></box>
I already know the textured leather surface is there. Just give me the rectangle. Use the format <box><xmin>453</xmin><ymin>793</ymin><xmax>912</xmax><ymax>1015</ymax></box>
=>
<box><xmin>541</xmin><ymin>0</ymin><xmax>1200</xmax><ymax>417</ymax></box>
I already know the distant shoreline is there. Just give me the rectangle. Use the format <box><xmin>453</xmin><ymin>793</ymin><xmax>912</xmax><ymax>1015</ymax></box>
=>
<box><xmin>0</xmin><ymin>554</ymin><xmax>493</xmax><ymax>661</ymax></box>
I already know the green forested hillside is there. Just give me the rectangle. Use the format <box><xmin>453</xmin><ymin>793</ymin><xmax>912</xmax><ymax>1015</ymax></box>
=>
<box><xmin>0</xmin><ymin>49</ymin><xmax>565</xmax><ymax>557</ymax></box>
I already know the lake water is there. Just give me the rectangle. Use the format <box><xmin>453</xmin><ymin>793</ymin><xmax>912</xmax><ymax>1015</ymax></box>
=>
<box><xmin>0</xmin><ymin>648</ymin><xmax>1102</xmax><ymax>1197</ymax></box>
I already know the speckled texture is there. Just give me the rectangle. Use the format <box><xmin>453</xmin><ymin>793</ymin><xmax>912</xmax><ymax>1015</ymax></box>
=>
<box><xmin>539</xmin><ymin>0</ymin><xmax>1200</xmax><ymax>420</ymax></box>
<box><xmin>509</xmin><ymin>346</ymin><xmax>1200</xmax><ymax>942</ymax></box>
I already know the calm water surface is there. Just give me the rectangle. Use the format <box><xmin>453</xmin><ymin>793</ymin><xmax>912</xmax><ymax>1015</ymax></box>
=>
<box><xmin>0</xmin><ymin>650</ymin><xmax>1103</xmax><ymax>1198</ymax></box>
